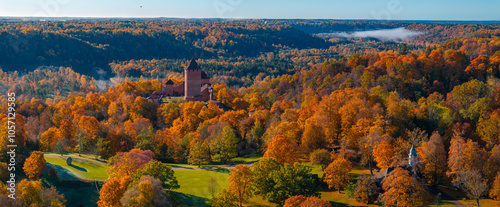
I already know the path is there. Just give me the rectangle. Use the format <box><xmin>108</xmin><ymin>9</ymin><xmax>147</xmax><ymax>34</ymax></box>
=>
<box><xmin>169</xmin><ymin>162</ymin><xmax>256</xmax><ymax>170</ymax></box>
<box><xmin>434</xmin><ymin>186</ymin><xmax>467</xmax><ymax>207</ymax></box>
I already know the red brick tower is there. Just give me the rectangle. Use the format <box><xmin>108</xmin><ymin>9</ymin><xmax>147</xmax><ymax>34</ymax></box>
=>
<box><xmin>184</xmin><ymin>59</ymin><xmax>202</xmax><ymax>100</ymax></box>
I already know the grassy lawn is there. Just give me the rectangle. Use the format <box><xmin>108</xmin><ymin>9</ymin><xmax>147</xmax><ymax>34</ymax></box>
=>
<box><xmin>44</xmin><ymin>152</ymin><xmax>106</xmax><ymax>163</ymax></box>
<box><xmin>229</xmin><ymin>154</ymin><xmax>263</xmax><ymax>164</ymax></box>
<box><xmin>460</xmin><ymin>199</ymin><xmax>500</xmax><ymax>207</ymax></box>
<box><xmin>44</xmin><ymin>156</ymin><xmax>109</xmax><ymax>180</ymax></box>
<box><xmin>172</xmin><ymin>169</ymin><xmax>231</xmax><ymax>207</ymax></box>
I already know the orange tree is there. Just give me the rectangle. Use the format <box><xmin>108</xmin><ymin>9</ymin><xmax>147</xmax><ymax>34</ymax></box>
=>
<box><xmin>23</xmin><ymin>151</ymin><xmax>46</xmax><ymax>180</ymax></box>
<box><xmin>227</xmin><ymin>165</ymin><xmax>254</xmax><ymax>207</ymax></box>
<box><xmin>381</xmin><ymin>168</ymin><xmax>430</xmax><ymax>207</ymax></box>
<box><xmin>323</xmin><ymin>157</ymin><xmax>352</xmax><ymax>192</ymax></box>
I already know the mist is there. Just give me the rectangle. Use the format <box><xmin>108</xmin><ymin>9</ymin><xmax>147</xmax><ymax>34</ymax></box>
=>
<box><xmin>323</xmin><ymin>27</ymin><xmax>424</xmax><ymax>41</ymax></box>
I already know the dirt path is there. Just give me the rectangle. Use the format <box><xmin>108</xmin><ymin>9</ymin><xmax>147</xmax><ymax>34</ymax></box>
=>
<box><xmin>170</xmin><ymin>163</ymin><xmax>254</xmax><ymax>170</ymax></box>
<box><xmin>435</xmin><ymin>186</ymin><xmax>467</xmax><ymax>207</ymax></box>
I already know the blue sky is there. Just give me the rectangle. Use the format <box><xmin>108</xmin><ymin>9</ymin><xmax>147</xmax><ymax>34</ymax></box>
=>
<box><xmin>0</xmin><ymin>0</ymin><xmax>498</xmax><ymax>20</ymax></box>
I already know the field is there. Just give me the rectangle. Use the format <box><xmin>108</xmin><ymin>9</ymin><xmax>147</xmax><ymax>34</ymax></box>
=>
<box><xmin>44</xmin><ymin>156</ymin><xmax>109</xmax><ymax>180</ymax></box>
<box><xmin>41</xmin><ymin>153</ymin><xmax>500</xmax><ymax>207</ymax></box>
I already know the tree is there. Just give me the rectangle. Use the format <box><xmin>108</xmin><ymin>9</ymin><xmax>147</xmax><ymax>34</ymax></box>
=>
<box><xmin>228</xmin><ymin>165</ymin><xmax>254</xmax><ymax>207</ymax></box>
<box><xmin>39</xmin><ymin>127</ymin><xmax>61</xmax><ymax>151</ymax></box>
<box><xmin>107</xmin><ymin>149</ymin><xmax>154</xmax><ymax>179</ymax></box>
<box><xmin>121</xmin><ymin>176</ymin><xmax>171</xmax><ymax>207</ymax></box>
<box><xmin>188</xmin><ymin>139</ymin><xmax>211</xmax><ymax>168</ymax></box>
<box><xmin>373</xmin><ymin>140</ymin><xmax>395</xmax><ymax>169</ymax></box>
<box><xmin>490</xmin><ymin>173</ymin><xmax>500</xmax><ymax>201</ymax></box>
<box><xmin>208</xmin><ymin>176</ymin><xmax>218</xmax><ymax>198</ymax></box>
<box><xmin>17</xmin><ymin>179</ymin><xmax>43</xmax><ymax>207</ymax></box>
<box><xmin>283</xmin><ymin>195</ymin><xmax>307</xmax><ymax>207</ymax></box>
<box><xmin>448</xmin><ymin>135</ymin><xmax>487</xmax><ymax>182</ymax></box>
<box><xmin>251</xmin><ymin>158</ymin><xmax>281</xmax><ymax>198</ymax></box>
<box><xmin>454</xmin><ymin>170</ymin><xmax>488</xmax><ymax>207</ymax></box>
<box><xmin>132</xmin><ymin>160</ymin><xmax>179</xmax><ymax>190</ymax></box>
<box><xmin>301</xmin><ymin>119</ymin><xmax>326</xmax><ymax>153</ymax></box>
<box><xmin>210</xmin><ymin>126</ymin><xmax>239</xmax><ymax>164</ymax></box>
<box><xmin>23</xmin><ymin>151</ymin><xmax>47</xmax><ymax>180</ymax></box>
<box><xmin>323</xmin><ymin>157</ymin><xmax>352</xmax><ymax>192</ymax></box>
<box><xmin>284</xmin><ymin>195</ymin><xmax>331</xmax><ymax>207</ymax></box>
<box><xmin>381</xmin><ymin>168</ymin><xmax>430</xmax><ymax>207</ymax></box>
<box><xmin>98</xmin><ymin>176</ymin><xmax>131</xmax><ymax>207</ymax></box>
<box><xmin>264</xmin><ymin>135</ymin><xmax>301</xmax><ymax>165</ymax></box>
<box><xmin>400</xmin><ymin>43</ymin><xmax>408</xmax><ymax>55</ymax></box>
<box><xmin>417</xmin><ymin>132</ymin><xmax>447</xmax><ymax>185</ymax></box>
<box><xmin>310</xmin><ymin>149</ymin><xmax>331</xmax><ymax>170</ymax></box>
<box><xmin>266</xmin><ymin>164</ymin><xmax>320</xmax><ymax>205</ymax></box>
<box><xmin>211</xmin><ymin>189</ymin><xmax>237</xmax><ymax>207</ymax></box>
<box><xmin>41</xmin><ymin>186</ymin><xmax>66</xmax><ymax>207</ymax></box>
<box><xmin>353</xmin><ymin>176</ymin><xmax>379</xmax><ymax>204</ymax></box>
<box><xmin>54</xmin><ymin>140</ymin><xmax>66</xmax><ymax>156</ymax></box>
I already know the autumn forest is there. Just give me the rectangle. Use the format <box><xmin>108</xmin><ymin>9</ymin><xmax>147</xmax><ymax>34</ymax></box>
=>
<box><xmin>0</xmin><ymin>18</ymin><xmax>500</xmax><ymax>207</ymax></box>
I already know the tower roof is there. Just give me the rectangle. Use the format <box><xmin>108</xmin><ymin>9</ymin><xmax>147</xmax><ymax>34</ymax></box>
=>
<box><xmin>165</xmin><ymin>79</ymin><xmax>174</xmax><ymax>85</ymax></box>
<box><xmin>409</xmin><ymin>144</ymin><xmax>417</xmax><ymax>157</ymax></box>
<box><xmin>185</xmin><ymin>58</ymin><xmax>200</xmax><ymax>70</ymax></box>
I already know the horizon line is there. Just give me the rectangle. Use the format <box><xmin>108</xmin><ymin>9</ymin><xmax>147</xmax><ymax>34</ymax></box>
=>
<box><xmin>1</xmin><ymin>16</ymin><xmax>500</xmax><ymax>22</ymax></box>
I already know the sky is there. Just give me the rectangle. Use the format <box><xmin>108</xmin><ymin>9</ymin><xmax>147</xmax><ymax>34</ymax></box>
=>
<box><xmin>0</xmin><ymin>0</ymin><xmax>499</xmax><ymax>20</ymax></box>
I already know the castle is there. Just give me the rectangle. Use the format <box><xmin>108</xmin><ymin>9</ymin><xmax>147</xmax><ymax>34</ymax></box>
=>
<box><xmin>148</xmin><ymin>59</ymin><xmax>213</xmax><ymax>103</ymax></box>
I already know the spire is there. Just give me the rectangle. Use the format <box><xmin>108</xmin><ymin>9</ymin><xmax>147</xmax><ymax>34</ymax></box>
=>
<box><xmin>185</xmin><ymin>58</ymin><xmax>200</xmax><ymax>70</ymax></box>
<box><xmin>409</xmin><ymin>144</ymin><xmax>417</xmax><ymax>165</ymax></box>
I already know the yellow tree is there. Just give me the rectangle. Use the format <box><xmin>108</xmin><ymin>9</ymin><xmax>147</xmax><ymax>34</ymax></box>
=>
<box><xmin>39</xmin><ymin>127</ymin><xmax>61</xmax><ymax>151</ymax></box>
<box><xmin>23</xmin><ymin>151</ymin><xmax>46</xmax><ymax>180</ymax></box>
<box><xmin>17</xmin><ymin>179</ymin><xmax>44</xmax><ymax>207</ymax></box>
<box><xmin>97</xmin><ymin>176</ymin><xmax>131</xmax><ymax>207</ymax></box>
<box><xmin>323</xmin><ymin>157</ymin><xmax>352</xmax><ymax>192</ymax></box>
<box><xmin>381</xmin><ymin>168</ymin><xmax>430</xmax><ymax>207</ymax></box>
<box><xmin>228</xmin><ymin>165</ymin><xmax>254</xmax><ymax>207</ymax></box>
<box><xmin>417</xmin><ymin>132</ymin><xmax>447</xmax><ymax>185</ymax></box>
<box><xmin>301</xmin><ymin>119</ymin><xmax>326</xmax><ymax>153</ymax></box>
<box><xmin>129</xmin><ymin>180</ymin><xmax>155</xmax><ymax>207</ymax></box>
<box><xmin>264</xmin><ymin>135</ymin><xmax>301</xmax><ymax>165</ymax></box>
<box><xmin>490</xmin><ymin>173</ymin><xmax>500</xmax><ymax>201</ymax></box>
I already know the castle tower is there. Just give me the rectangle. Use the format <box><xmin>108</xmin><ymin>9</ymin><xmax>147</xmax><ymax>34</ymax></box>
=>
<box><xmin>409</xmin><ymin>144</ymin><xmax>417</xmax><ymax>166</ymax></box>
<box><xmin>184</xmin><ymin>58</ymin><xmax>202</xmax><ymax>99</ymax></box>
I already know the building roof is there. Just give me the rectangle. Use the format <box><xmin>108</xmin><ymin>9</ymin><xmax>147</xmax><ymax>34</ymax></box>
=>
<box><xmin>165</xmin><ymin>79</ymin><xmax>175</xmax><ymax>85</ymax></box>
<box><xmin>201</xmin><ymin>71</ymin><xmax>209</xmax><ymax>79</ymax></box>
<box><xmin>186</xmin><ymin>58</ymin><xmax>200</xmax><ymax>70</ymax></box>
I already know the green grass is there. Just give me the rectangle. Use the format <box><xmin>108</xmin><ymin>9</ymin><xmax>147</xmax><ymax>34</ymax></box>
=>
<box><xmin>229</xmin><ymin>154</ymin><xmax>263</xmax><ymax>164</ymax></box>
<box><xmin>44</xmin><ymin>152</ymin><xmax>106</xmax><ymax>163</ymax></box>
<box><xmin>44</xmin><ymin>156</ymin><xmax>109</xmax><ymax>180</ymax></box>
<box><xmin>166</xmin><ymin>163</ymin><xmax>227</xmax><ymax>169</ymax></box>
<box><xmin>172</xmin><ymin>169</ymin><xmax>231</xmax><ymax>207</ymax></box>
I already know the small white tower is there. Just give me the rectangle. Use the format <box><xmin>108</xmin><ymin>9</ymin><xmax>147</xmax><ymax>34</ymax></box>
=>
<box><xmin>409</xmin><ymin>144</ymin><xmax>417</xmax><ymax>166</ymax></box>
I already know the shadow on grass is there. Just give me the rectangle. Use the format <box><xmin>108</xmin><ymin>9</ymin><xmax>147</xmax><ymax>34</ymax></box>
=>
<box><xmin>206</xmin><ymin>168</ymin><xmax>230</xmax><ymax>173</ymax></box>
<box><xmin>46</xmin><ymin>163</ymin><xmax>81</xmax><ymax>181</ymax></box>
<box><xmin>55</xmin><ymin>181</ymin><xmax>100</xmax><ymax>207</ymax></box>
<box><xmin>171</xmin><ymin>191</ymin><xmax>210</xmax><ymax>207</ymax></box>
<box><xmin>168</xmin><ymin>164</ymin><xmax>194</xmax><ymax>169</ymax></box>
<box><xmin>330</xmin><ymin>202</ymin><xmax>350</xmax><ymax>207</ymax></box>
<box><xmin>68</xmin><ymin>164</ymin><xmax>88</xmax><ymax>172</ymax></box>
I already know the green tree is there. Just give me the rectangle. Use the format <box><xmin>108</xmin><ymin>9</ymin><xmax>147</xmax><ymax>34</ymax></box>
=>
<box><xmin>188</xmin><ymin>140</ymin><xmax>211</xmax><ymax>167</ymax></box>
<box><xmin>266</xmin><ymin>164</ymin><xmax>320</xmax><ymax>205</ymax></box>
<box><xmin>210</xmin><ymin>126</ymin><xmax>239</xmax><ymax>164</ymax></box>
<box><xmin>252</xmin><ymin>158</ymin><xmax>281</xmax><ymax>198</ymax></box>
<box><xmin>132</xmin><ymin>160</ymin><xmax>179</xmax><ymax>190</ymax></box>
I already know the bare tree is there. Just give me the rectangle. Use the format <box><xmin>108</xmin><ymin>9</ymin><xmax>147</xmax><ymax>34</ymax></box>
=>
<box><xmin>453</xmin><ymin>169</ymin><xmax>488</xmax><ymax>207</ymax></box>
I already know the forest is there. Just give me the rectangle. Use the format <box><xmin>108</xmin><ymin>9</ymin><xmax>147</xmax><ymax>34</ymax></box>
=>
<box><xmin>0</xmin><ymin>19</ymin><xmax>500</xmax><ymax>207</ymax></box>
